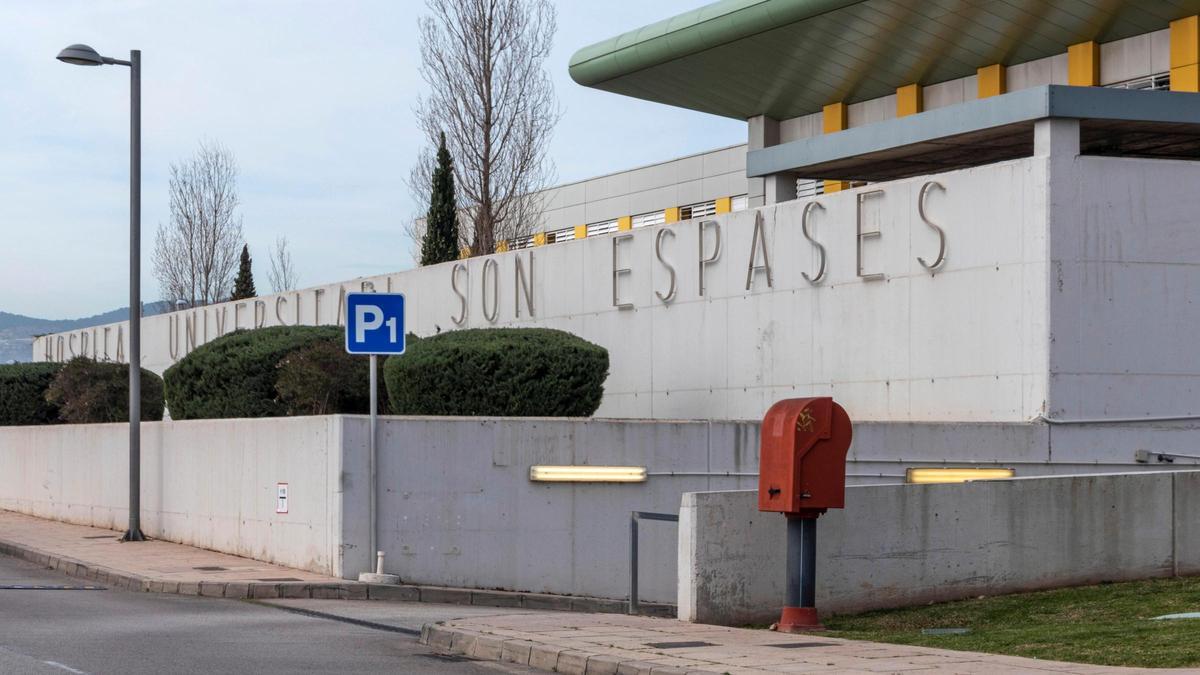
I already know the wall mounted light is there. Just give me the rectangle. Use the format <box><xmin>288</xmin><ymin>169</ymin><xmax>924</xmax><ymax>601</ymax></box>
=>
<box><xmin>529</xmin><ymin>465</ymin><xmax>647</xmax><ymax>483</ymax></box>
<box><xmin>905</xmin><ymin>467</ymin><xmax>1015</xmax><ymax>484</ymax></box>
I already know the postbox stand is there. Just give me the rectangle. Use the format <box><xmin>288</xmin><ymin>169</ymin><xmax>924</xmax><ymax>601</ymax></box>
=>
<box><xmin>756</xmin><ymin>397</ymin><xmax>852</xmax><ymax>634</ymax></box>
<box><xmin>781</xmin><ymin>514</ymin><xmax>822</xmax><ymax>632</ymax></box>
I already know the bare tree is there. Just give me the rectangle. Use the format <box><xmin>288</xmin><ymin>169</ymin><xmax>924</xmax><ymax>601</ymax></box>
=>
<box><xmin>268</xmin><ymin>236</ymin><xmax>299</xmax><ymax>293</ymax></box>
<box><xmin>153</xmin><ymin>141</ymin><xmax>243</xmax><ymax>306</ymax></box>
<box><xmin>408</xmin><ymin>0</ymin><xmax>559</xmax><ymax>258</ymax></box>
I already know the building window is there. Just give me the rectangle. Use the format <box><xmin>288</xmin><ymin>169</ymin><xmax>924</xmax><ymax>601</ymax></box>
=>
<box><xmin>796</xmin><ymin>179</ymin><xmax>825</xmax><ymax>199</ymax></box>
<box><xmin>731</xmin><ymin>195</ymin><xmax>748</xmax><ymax>211</ymax></box>
<box><xmin>510</xmin><ymin>234</ymin><xmax>537</xmax><ymax>249</ymax></box>
<box><xmin>547</xmin><ymin>226</ymin><xmax>575</xmax><ymax>243</ymax></box>
<box><xmin>631</xmin><ymin>212</ymin><xmax>665</xmax><ymax>228</ymax></box>
<box><xmin>678</xmin><ymin>200</ymin><xmax>717</xmax><ymax>220</ymax></box>
<box><xmin>1106</xmin><ymin>72</ymin><xmax>1169</xmax><ymax>91</ymax></box>
<box><xmin>587</xmin><ymin>218</ymin><xmax>620</xmax><ymax>236</ymax></box>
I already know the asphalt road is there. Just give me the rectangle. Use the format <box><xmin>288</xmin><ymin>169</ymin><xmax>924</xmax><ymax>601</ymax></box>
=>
<box><xmin>0</xmin><ymin>555</ymin><xmax>534</xmax><ymax>675</ymax></box>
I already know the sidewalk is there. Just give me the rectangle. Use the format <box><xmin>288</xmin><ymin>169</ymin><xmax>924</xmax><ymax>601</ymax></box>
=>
<box><xmin>0</xmin><ymin>510</ymin><xmax>367</xmax><ymax>599</ymax></box>
<box><xmin>0</xmin><ymin>510</ymin><xmax>671</xmax><ymax>613</ymax></box>
<box><xmin>421</xmin><ymin>612</ymin><xmax>1187</xmax><ymax>674</ymax></box>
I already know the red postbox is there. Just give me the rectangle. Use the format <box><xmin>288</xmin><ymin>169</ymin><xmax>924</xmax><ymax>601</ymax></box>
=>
<box><xmin>757</xmin><ymin>397</ymin><xmax>852</xmax><ymax>632</ymax></box>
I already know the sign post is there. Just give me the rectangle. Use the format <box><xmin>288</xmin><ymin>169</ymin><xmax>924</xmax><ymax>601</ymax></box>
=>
<box><xmin>345</xmin><ymin>292</ymin><xmax>406</xmax><ymax>583</ymax></box>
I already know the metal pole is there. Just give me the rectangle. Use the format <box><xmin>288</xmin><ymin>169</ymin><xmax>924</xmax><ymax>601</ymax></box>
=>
<box><xmin>368</xmin><ymin>354</ymin><xmax>377</xmax><ymax>563</ymax></box>
<box><xmin>785</xmin><ymin>516</ymin><xmax>803</xmax><ymax>607</ymax></box>
<box><xmin>122</xmin><ymin>49</ymin><xmax>145</xmax><ymax>543</ymax></box>
<box><xmin>800</xmin><ymin>517</ymin><xmax>816</xmax><ymax>607</ymax></box>
<box><xmin>629</xmin><ymin>513</ymin><xmax>639</xmax><ymax>615</ymax></box>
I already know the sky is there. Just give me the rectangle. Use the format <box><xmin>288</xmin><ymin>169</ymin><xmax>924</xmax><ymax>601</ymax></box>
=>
<box><xmin>0</xmin><ymin>0</ymin><xmax>744</xmax><ymax>319</ymax></box>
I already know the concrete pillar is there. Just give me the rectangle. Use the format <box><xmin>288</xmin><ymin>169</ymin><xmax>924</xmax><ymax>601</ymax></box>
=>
<box><xmin>1034</xmin><ymin>118</ymin><xmax>1080</xmax><ymax>159</ymax></box>
<box><xmin>747</xmin><ymin>115</ymin><xmax>796</xmax><ymax>207</ymax></box>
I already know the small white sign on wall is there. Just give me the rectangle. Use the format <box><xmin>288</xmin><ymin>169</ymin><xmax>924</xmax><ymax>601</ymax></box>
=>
<box><xmin>276</xmin><ymin>483</ymin><xmax>288</xmax><ymax>514</ymax></box>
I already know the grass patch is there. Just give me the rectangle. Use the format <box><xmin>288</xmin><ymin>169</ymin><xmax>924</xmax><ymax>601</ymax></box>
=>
<box><xmin>823</xmin><ymin>577</ymin><xmax>1200</xmax><ymax>668</ymax></box>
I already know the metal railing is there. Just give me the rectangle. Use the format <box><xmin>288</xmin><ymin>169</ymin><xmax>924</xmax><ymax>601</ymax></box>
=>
<box><xmin>628</xmin><ymin>510</ymin><xmax>678</xmax><ymax>615</ymax></box>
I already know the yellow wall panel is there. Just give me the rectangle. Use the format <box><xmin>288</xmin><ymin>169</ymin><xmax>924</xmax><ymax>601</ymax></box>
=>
<box><xmin>977</xmin><ymin>64</ymin><xmax>1006</xmax><ymax>99</ymax></box>
<box><xmin>1172</xmin><ymin>16</ymin><xmax>1199</xmax><ymax>69</ymax></box>
<box><xmin>663</xmin><ymin>208</ymin><xmax>680</xmax><ymax>225</ymax></box>
<box><xmin>715</xmin><ymin>197</ymin><xmax>732</xmax><ymax>214</ymax></box>
<box><xmin>1173</xmin><ymin>63</ymin><xmax>1200</xmax><ymax>93</ymax></box>
<box><xmin>574</xmin><ymin>224</ymin><xmax>588</xmax><ymax>239</ymax></box>
<box><xmin>1172</xmin><ymin>16</ymin><xmax>1200</xmax><ymax>91</ymax></box>
<box><xmin>1067</xmin><ymin>42</ymin><xmax>1100</xmax><ymax>87</ymax></box>
<box><xmin>896</xmin><ymin>84</ymin><xmax>922</xmax><ymax>117</ymax></box>
<box><xmin>822</xmin><ymin>102</ymin><xmax>847</xmax><ymax>133</ymax></box>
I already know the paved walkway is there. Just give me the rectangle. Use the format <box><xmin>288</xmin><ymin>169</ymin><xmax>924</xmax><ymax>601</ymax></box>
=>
<box><xmin>0</xmin><ymin>510</ymin><xmax>350</xmax><ymax>598</ymax></box>
<box><xmin>421</xmin><ymin>612</ymin><xmax>1189</xmax><ymax>674</ymax></box>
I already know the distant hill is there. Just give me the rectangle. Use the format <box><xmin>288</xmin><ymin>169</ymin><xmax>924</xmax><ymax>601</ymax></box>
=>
<box><xmin>0</xmin><ymin>301</ymin><xmax>172</xmax><ymax>363</ymax></box>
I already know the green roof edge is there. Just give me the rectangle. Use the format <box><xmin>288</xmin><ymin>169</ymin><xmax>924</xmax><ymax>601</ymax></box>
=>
<box><xmin>568</xmin><ymin>0</ymin><xmax>865</xmax><ymax>88</ymax></box>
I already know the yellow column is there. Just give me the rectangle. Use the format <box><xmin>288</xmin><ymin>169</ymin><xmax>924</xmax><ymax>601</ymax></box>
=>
<box><xmin>1067</xmin><ymin>41</ymin><xmax>1100</xmax><ymax>86</ymax></box>
<box><xmin>714</xmin><ymin>197</ymin><xmax>732</xmax><ymax>214</ymax></box>
<box><xmin>617</xmin><ymin>215</ymin><xmax>633</xmax><ymax>231</ymax></box>
<box><xmin>533</xmin><ymin>232</ymin><xmax>546</xmax><ymax>246</ymax></box>
<box><xmin>573</xmin><ymin>224</ymin><xmax>588</xmax><ymax>239</ymax></box>
<box><xmin>663</xmin><ymin>208</ymin><xmax>679</xmax><ymax>224</ymax></box>
<box><xmin>1171</xmin><ymin>15</ymin><xmax>1200</xmax><ymax>92</ymax></box>
<box><xmin>822</xmin><ymin>102</ymin><xmax>849</xmax><ymax>193</ymax></box>
<box><xmin>977</xmin><ymin>64</ymin><xmax>1006</xmax><ymax>98</ymax></box>
<box><xmin>896</xmin><ymin>84</ymin><xmax>922</xmax><ymax>117</ymax></box>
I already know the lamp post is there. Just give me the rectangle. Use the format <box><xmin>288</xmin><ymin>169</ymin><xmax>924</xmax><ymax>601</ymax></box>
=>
<box><xmin>57</xmin><ymin>44</ymin><xmax>145</xmax><ymax>542</ymax></box>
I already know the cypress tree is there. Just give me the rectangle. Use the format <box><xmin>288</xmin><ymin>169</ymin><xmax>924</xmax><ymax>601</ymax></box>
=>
<box><xmin>420</xmin><ymin>132</ymin><xmax>460</xmax><ymax>266</ymax></box>
<box><xmin>231</xmin><ymin>244</ymin><xmax>256</xmax><ymax>300</ymax></box>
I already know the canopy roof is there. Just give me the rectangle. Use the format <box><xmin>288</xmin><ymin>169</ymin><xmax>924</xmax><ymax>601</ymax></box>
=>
<box><xmin>568</xmin><ymin>0</ymin><xmax>1200</xmax><ymax>120</ymax></box>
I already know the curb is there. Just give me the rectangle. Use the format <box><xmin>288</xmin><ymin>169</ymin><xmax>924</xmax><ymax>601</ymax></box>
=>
<box><xmin>0</xmin><ymin>537</ymin><xmax>674</xmax><ymax>617</ymax></box>
<box><xmin>419</xmin><ymin>623</ymin><xmax>713</xmax><ymax>675</ymax></box>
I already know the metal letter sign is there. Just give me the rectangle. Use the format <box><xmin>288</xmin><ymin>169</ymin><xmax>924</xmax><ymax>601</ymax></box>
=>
<box><xmin>344</xmin><ymin>292</ymin><xmax>406</xmax><ymax>355</ymax></box>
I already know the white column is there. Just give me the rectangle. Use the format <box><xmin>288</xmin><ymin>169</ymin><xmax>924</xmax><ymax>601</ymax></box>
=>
<box><xmin>747</xmin><ymin>115</ymin><xmax>797</xmax><ymax>207</ymax></box>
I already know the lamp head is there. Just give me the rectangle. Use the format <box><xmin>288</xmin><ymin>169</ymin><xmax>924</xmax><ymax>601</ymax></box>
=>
<box><xmin>57</xmin><ymin>44</ymin><xmax>104</xmax><ymax>66</ymax></box>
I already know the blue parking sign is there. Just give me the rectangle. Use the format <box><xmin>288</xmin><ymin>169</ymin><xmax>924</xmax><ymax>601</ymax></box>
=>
<box><xmin>344</xmin><ymin>293</ymin><xmax>406</xmax><ymax>355</ymax></box>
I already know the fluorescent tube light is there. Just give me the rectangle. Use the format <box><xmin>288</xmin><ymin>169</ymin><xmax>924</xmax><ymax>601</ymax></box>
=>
<box><xmin>529</xmin><ymin>465</ymin><xmax>647</xmax><ymax>483</ymax></box>
<box><xmin>905</xmin><ymin>467</ymin><xmax>1015</xmax><ymax>484</ymax></box>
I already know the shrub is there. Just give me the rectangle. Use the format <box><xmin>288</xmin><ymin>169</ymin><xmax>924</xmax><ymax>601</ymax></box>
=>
<box><xmin>164</xmin><ymin>325</ymin><xmax>407</xmax><ymax>419</ymax></box>
<box><xmin>45</xmin><ymin>357</ymin><xmax>164</xmax><ymax>423</ymax></box>
<box><xmin>164</xmin><ymin>325</ymin><xmax>344</xmax><ymax>419</ymax></box>
<box><xmin>383</xmin><ymin>328</ymin><xmax>608</xmax><ymax>416</ymax></box>
<box><xmin>275</xmin><ymin>340</ymin><xmax>388</xmax><ymax>415</ymax></box>
<box><xmin>0</xmin><ymin>362</ymin><xmax>64</xmax><ymax>426</ymax></box>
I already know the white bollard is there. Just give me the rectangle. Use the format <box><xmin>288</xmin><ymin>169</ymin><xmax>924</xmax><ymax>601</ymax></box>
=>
<box><xmin>357</xmin><ymin>549</ymin><xmax>400</xmax><ymax>586</ymax></box>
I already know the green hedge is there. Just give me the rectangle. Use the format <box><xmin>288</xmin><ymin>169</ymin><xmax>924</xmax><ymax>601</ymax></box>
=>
<box><xmin>383</xmin><ymin>328</ymin><xmax>608</xmax><ymax>416</ymax></box>
<box><xmin>164</xmin><ymin>326</ymin><xmax>343</xmax><ymax>419</ymax></box>
<box><xmin>0</xmin><ymin>362</ymin><xmax>63</xmax><ymax>426</ymax></box>
<box><xmin>45</xmin><ymin>357</ymin><xmax>164</xmax><ymax>423</ymax></box>
<box><xmin>164</xmin><ymin>325</ymin><xmax>399</xmax><ymax>419</ymax></box>
<box><xmin>275</xmin><ymin>340</ymin><xmax>388</xmax><ymax>415</ymax></box>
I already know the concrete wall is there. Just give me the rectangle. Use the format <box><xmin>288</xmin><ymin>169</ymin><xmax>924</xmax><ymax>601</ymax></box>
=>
<box><xmin>3</xmin><ymin>416</ymin><xmax>1196</xmax><ymax>606</ymax></box>
<box><xmin>0</xmin><ymin>416</ymin><xmax>759</xmax><ymax>601</ymax></box>
<box><xmin>34</xmin><ymin>157</ymin><xmax>1053</xmax><ymax>425</ymax></box>
<box><xmin>0</xmin><ymin>416</ymin><xmax>369</xmax><ymax>578</ymax></box>
<box><xmin>372</xmin><ymin>417</ymin><xmax>758</xmax><ymax>603</ymax></box>
<box><xmin>679</xmin><ymin>472</ymin><xmax>1198</xmax><ymax>626</ymax></box>
<box><xmin>539</xmin><ymin>145</ymin><xmax>747</xmax><ymax>232</ymax></box>
<box><xmin>1048</xmin><ymin>156</ymin><xmax>1200</xmax><ymax>420</ymax></box>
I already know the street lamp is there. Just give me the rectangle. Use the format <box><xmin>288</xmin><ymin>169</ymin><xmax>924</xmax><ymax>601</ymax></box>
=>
<box><xmin>57</xmin><ymin>44</ymin><xmax>145</xmax><ymax>543</ymax></box>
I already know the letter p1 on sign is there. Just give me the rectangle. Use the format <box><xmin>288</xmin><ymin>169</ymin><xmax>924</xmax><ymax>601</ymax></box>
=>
<box><xmin>344</xmin><ymin>292</ymin><xmax>406</xmax><ymax>355</ymax></box>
